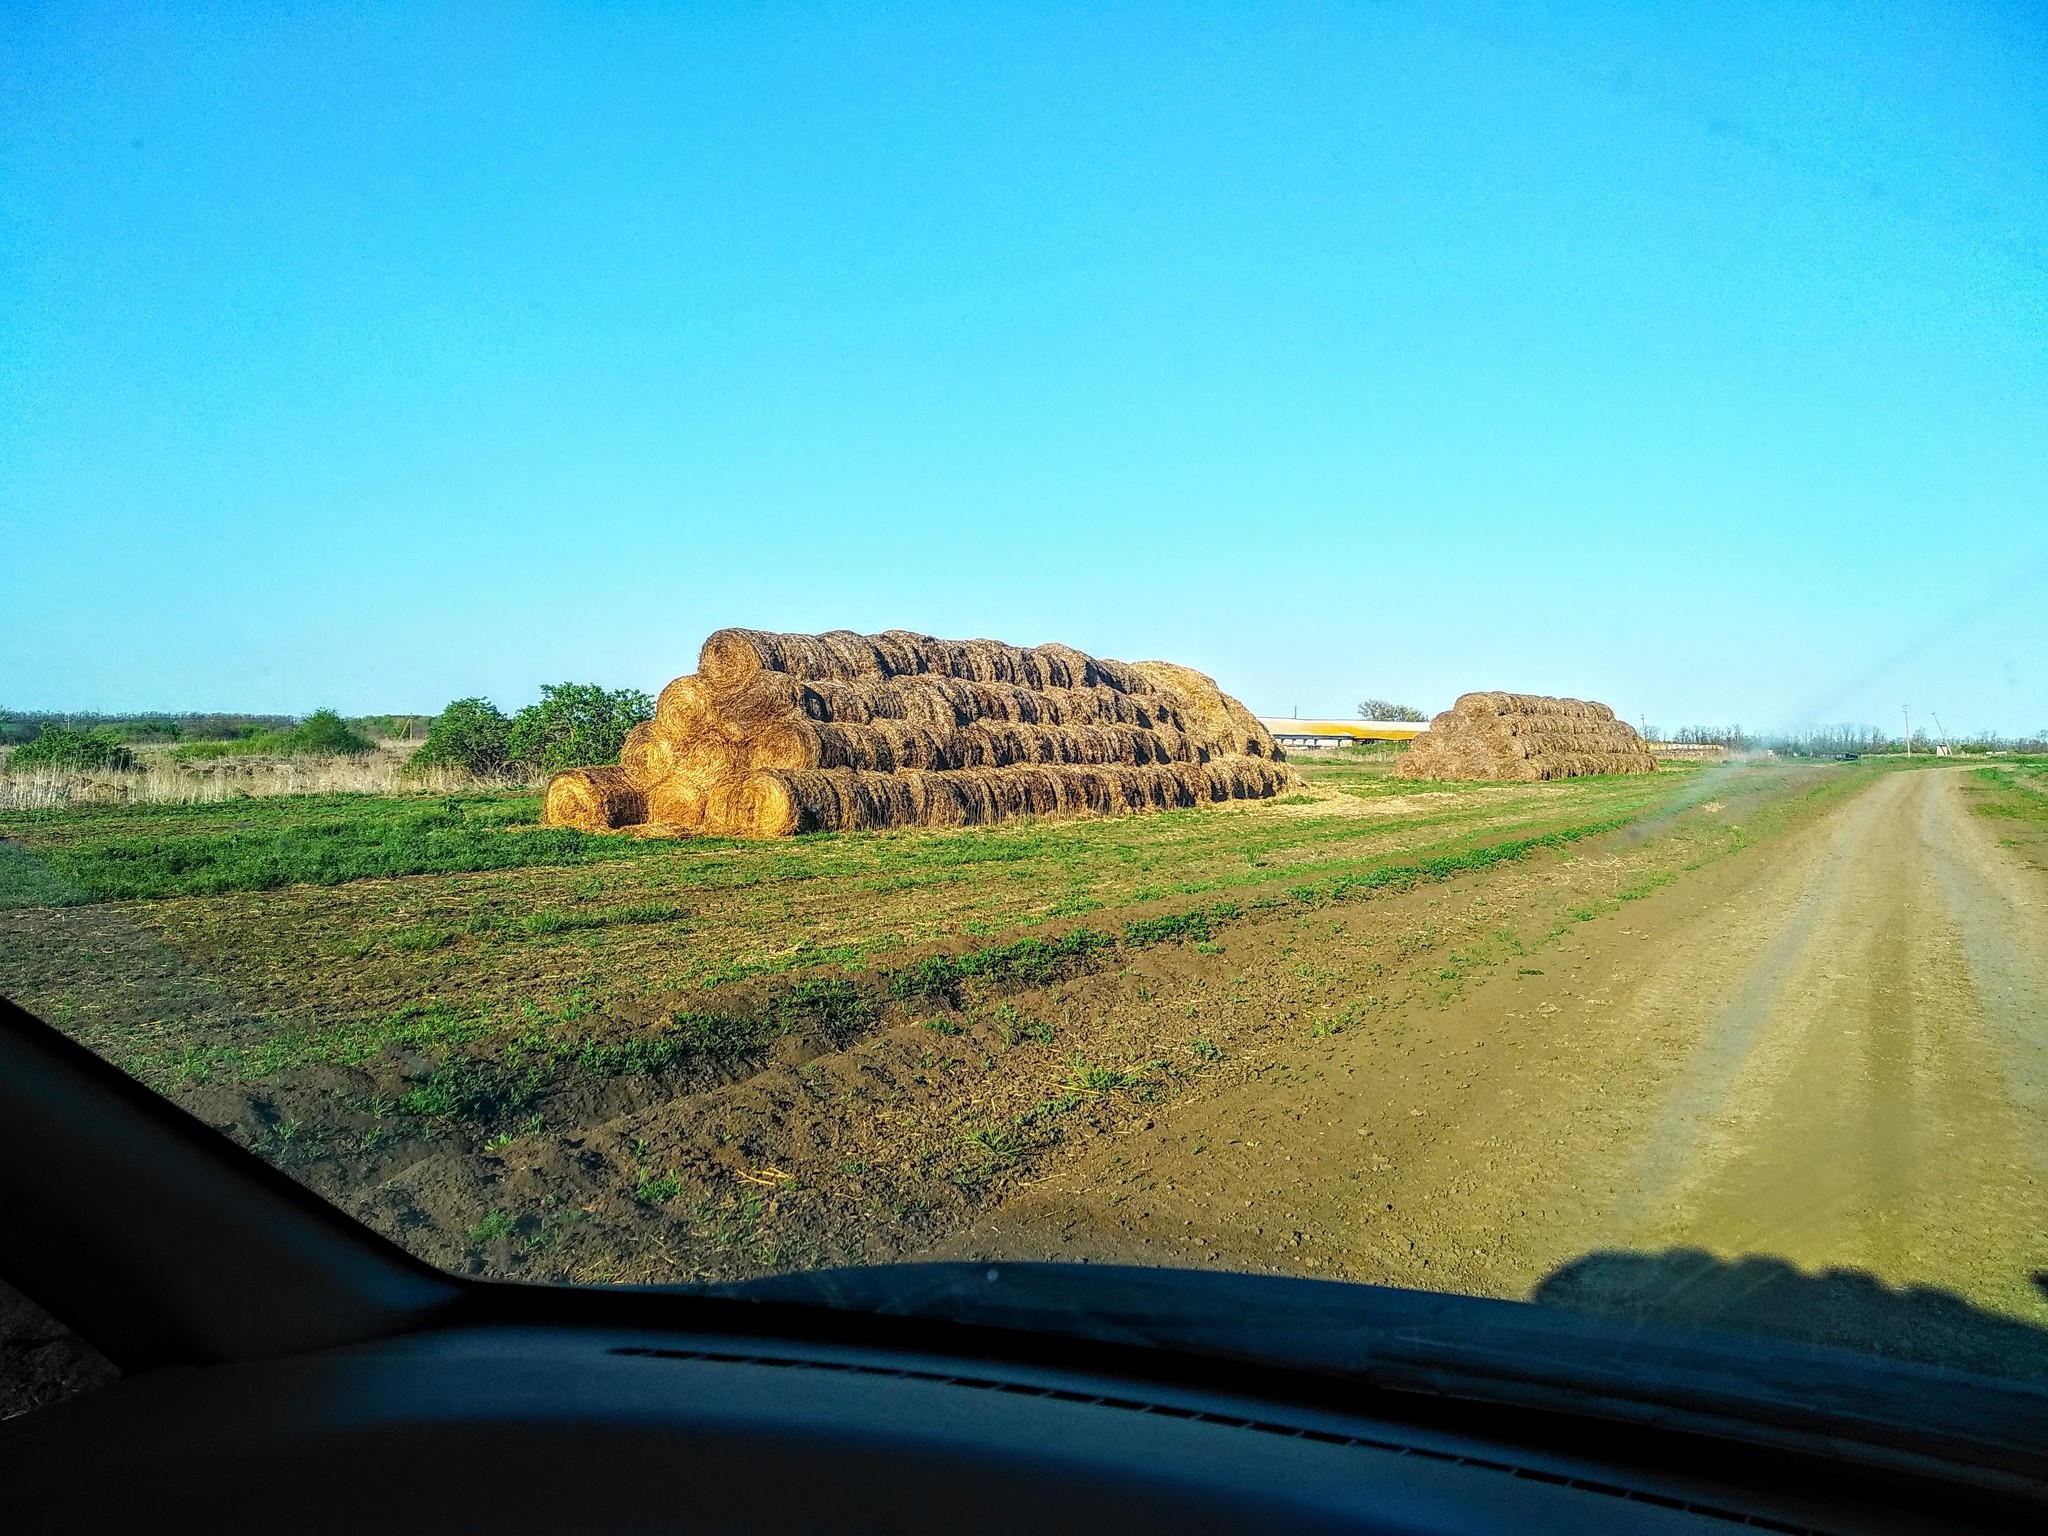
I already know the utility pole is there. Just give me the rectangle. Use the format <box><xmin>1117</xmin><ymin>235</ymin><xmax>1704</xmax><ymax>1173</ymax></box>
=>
<box><xmin>1903</xmin><ymin>705</ymin><xmax>1911</xmax><ymax>759</ymax></box>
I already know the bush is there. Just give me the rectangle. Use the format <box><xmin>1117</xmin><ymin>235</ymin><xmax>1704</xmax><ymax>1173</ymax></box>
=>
<box><xmin>506</xmin><ymin>683</ymin><xmax>653</xmax><ymax>775</ymax></box>
<box><xmin>411</xmin><ymin>698</ymin><xmax>514</xmax><ymax>779</ymax></box>
<box><xmin>8</xmin><ymin>725</ymin><xmax>136</xmax><ymax>772</ymax></box>
<box><xmin>407</xmin><ymin>684</ymin><xmax>653</xmax><ymax>780</ymax></box>
<box><xmin>282</xmin><ymin>709</ymin><xmax>374</xmax><ymax>756</ymax></box>
<box><xmin>183</xmin><ymin>714</ymin><xmax>283</xmax><ymax>742</ymax></box>
<box><xmin>169</xmin><ymin>709</ymin><xmax>374</xmax><ymax>761</ymax></box>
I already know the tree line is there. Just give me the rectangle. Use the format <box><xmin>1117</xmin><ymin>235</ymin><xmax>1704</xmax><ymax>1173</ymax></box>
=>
<box><xmin>1</xmin><ymin>684</ymin><xmax>654</xmax><ymax>780</ymax></box>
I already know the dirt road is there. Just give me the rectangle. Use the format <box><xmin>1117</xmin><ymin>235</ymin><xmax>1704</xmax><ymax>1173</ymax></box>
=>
<box><xmin>937</xmin><ymin>767</ymin><xmax>2048</xmax><ymax>1372</ymax></box>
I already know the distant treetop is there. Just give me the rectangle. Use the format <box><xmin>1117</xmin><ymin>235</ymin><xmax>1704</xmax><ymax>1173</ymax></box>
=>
<box><xmin>1358</xmin><ymin>698</ymin><xmax>1427</xmax><ymax>723</ymax></box>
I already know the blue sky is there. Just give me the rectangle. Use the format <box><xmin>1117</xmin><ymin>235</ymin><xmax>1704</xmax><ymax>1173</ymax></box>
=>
<box><xmin>4</xmin><ymin>2</ymin><xmax>2044</xmax><ymax>735</ymax></box>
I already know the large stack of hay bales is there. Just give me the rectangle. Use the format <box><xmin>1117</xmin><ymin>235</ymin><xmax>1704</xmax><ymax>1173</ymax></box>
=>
<box><xmin>1398</xmin><ymin>692</ymin><xmax>1656</xmax><ymax>781</ymax></box>
<box><xmin>544</xmin><ymin>628</ymin><xmax>1297</xmax><ymax>837</ymax></box>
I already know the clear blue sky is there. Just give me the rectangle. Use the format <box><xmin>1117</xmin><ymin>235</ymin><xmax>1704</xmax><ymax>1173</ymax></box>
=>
<box><xmin>5</xmin><ymin>2</ymin><xmax>2044</xmax><ymax>735</ymax></box>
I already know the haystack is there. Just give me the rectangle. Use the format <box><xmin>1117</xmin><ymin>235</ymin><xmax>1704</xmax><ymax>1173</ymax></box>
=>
<box><xmin>545</xmin><ymin>627</ymin><xmax>1297</xmax><ymax>837</ymax></box>
<box><xmin>1397</xmin><ymin>692</ymin><xmax>1656</xmax><ymax>781</ymax></box>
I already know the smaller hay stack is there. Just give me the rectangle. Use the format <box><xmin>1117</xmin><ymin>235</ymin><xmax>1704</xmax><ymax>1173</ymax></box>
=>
<box><xmin>1398</xmin><ymin>692</ymin><xmax>1655</xmax><ymax>782</ymax></box>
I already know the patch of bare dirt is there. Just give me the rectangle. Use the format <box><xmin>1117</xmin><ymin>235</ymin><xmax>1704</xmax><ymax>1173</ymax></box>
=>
<box><xmin>928</xmin><ymin>770</ymin><xmax>2048</xmax><ymax>1377</ymax></box>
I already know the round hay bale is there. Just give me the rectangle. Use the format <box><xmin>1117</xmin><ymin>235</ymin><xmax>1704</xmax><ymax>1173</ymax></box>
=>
<box><xmin>1131</xmin><ymin>660</ymin><xmax>1284</xmax><ymax>762</ymax></box>
<box><xmin>702</xmin><ymin>771</ymin><xmax>805</xmax><ymax>838</ymax></box>
<box><xmin>543</xmin><ymin>767</ymin><xmax>647</xmax><ymax>832</ymax></box>
<box><xmin>618</xmin><ymin>722</ymin><xmax>659</xmax><ymax>790</ymax></box>
<box><xmin>645</xmin><ymin>776</ymin><xmax>708</xmax><ymax>832</ymax></box>
<box><xmin>699</xmin><ymin>627</ymin><xmax>1170</xmax><ymax>698</ymax></box>
<box><xmin>654</xmin><ymin>674</ymin><xmax>718</xmax><ymax>738</ymax></box>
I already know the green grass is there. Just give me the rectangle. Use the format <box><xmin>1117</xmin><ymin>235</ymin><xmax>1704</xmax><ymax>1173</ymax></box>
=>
<box><xmin>0</xmin><ymin>793</ymin><xmax>678</xmax><ymax>905</ymax></box>
<box><xmin>1</xmin><ymin>762</ymin><xmax>1689</xmax><ymax>918</ymax></box>
<box><xmin>1965</xmin><ymin>762</ymin><xmax>2048</xmax><ymax>854</ymax></box>
<box><xmin>1970</xmin><ymin>762</ymin><xmax>2048</xmax><ymax>809</ymax></box>
<box><xmin>861</xmin><ymin>813</ymin><xmax>1632</xmax><ymax>1007</ymax></box>
<box><xmin>467</xmin><ymin>1210</ymin><xmax>518</xmax><ymax>1245</ymax></box>
<box><xmin>159</xmin><ymin>800</ymin><xmax>1648</xmax><ymax>1091</ymax></box>
<box><xmin>8</xmin><ymin>759</ymin><xmax>1812</xmax><ymax>1108</ymax></box>
<box><xmin>634</xmin><ymin>1168</ymin><xmax>685</xmax><ymax>1204</ymax></box>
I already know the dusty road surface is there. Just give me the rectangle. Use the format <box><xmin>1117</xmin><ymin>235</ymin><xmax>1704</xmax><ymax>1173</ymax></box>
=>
<box><xmin>936</xmin><ymin>767</ymin><xmax>2048</xmax><ymax>1376</ymax></box>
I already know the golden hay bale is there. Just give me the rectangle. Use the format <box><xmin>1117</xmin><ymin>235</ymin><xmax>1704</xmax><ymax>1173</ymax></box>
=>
<box><xmin>644</xmin><ymin>775</ymin><xmax>709</xmax><ymax>832</ymax></box>
<box><xmin>790</xmin><ymin>675</ymin><xmax>1180</xmax><ymax>733</ymax></box>
<box><xmin>703</xmin><ymin>771</ymin><xmax>805</xmax><ymax>838</ymax></box>
<box><xmin>691</xmin><ymin>758</ymin><xmax>1299</xmax><ymax>837</ymax></box>
<box><xmin>698</xmin><ymin>627</ymin><xmax>1163</xmax><ymax>697</ymax></box>
<box><xmin>589</xmin><ymin>628</ymin><xmax>1298</xmax><ymax>837</ymax></box>
<box><xmin>617</xmin><ymin>722</ymin><xmax>661</xmax><ymax>790</ymax></box>
<box><xmin>543</xmin><ymin>766</ymin><xmax>648</xmax><ymax>831</ymax></box>
<box><xmin>1130</xmin><ymin>660</ymin><xmax>1282</xmax><ymax>762</ymax></box>
<box><xmin>1398</xmin><ymin>692</ymin><xmax>1656</xmax><ymax>782</ymax></box>
<box><xmin>738</xmin><ymin>715</ymin><xmax>1190</xmax><ymax>774</ymax></box>
<box><xmin>654</xmin><ymin>674</ymin><xmax>718</xmax><ymax>738</ymax></box>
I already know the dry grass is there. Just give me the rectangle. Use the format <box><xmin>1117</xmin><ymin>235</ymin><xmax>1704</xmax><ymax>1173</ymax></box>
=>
<box><xmin>0</xmin><ymin>744</ymin><xmax>486</xmax><ymax>810</ymax></box>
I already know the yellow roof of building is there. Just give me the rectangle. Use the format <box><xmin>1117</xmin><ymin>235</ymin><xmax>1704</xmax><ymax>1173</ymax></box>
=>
<box><xmin>1259</xmin><ymin>718</ymin><xmax>1426</xmax><ymax>741</ymax></box>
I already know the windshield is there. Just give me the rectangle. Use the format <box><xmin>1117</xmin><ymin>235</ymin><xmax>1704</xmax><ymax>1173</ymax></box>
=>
<box><xmin>5</xmin><ymin>2</ymin><xmax>2047</xmax><ymax>1417</ymax></box>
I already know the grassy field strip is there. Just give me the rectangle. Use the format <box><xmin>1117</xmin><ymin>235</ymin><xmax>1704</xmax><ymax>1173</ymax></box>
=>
<box><xmin>1963</xmin><ymin>761</ymin><xmax>2048</xmax><ymax>873</ymax></box>
<box><xmin>383</xmin><ymin>780</ymin><xmax>1659</xmax><ymax>963</ymax></box>
<box><xmin>91</xmin><ymin>770</ymin><xmax>1708</xmax><ymax>1065</ymax></box>
<box><xmin>0</xmin><ymin>758</ymin><xmax>1811</xmax><ymax>1118</ymax></box>
<box><xmin>1</xmin><ymin>767</ymin><xmax>1678</xmax><ymax>910</ymax></box>
<box><xmin>110</xmin><ymin>781</ymin><xmax>1755</xmax><ymax>1093</ymax></box>
<box><xmin>0</xmin><ymin>795</ymin><xmax>676</xmax><ymax>906</ymax></box>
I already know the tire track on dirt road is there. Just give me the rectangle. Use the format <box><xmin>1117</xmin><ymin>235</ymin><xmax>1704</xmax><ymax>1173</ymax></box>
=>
<box><xmin>937</xmin><ymin>767</ymin><xmax>2048</xmax><ymax>1361</ymax></box>
<box><xmin>1605</xmin><ymin>769</ymin><xmax>2048</xmax><ymax>1320</ymax></box>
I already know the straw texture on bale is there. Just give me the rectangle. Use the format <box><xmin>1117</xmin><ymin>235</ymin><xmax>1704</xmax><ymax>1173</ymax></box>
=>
<box><xmin>1397</xmin><ymin>692</ymin><xmax>1656</xmax><ymax>782</ymax></box>
<box><xmin>698</xmin><ymin>627</ymin><xmax>1152</xmax><ymax>697</ymax></box>
<box><xmin>543</xmin><ymin>766</ymin><xmax>648</xmax><ymax>831</ymax></box>
<box><xmin>543</xmin><ymin>627</ymin><xmax>1296</xmax><ymax>837</ymax></box>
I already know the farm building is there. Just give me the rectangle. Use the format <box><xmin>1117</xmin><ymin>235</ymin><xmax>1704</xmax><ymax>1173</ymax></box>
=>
<box><xmin>1259</xmin><ymin>718</ymin><xmax>1428</xmax><ymax>750</ymax></box>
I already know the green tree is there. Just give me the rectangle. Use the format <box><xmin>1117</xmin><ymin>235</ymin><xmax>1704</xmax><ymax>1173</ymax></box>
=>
<box><xmin>507</xmin><ymin>683</ymin><xmax>653</xmax><ymax>774</ymax></box>
<box><xmin>411</xmin><ymin>697</ymin><xmax>514</xmax><ymax>778</ymax></box>
<box><xmin>1358</xmin><ymin>698</ymin><xmax>1427</xmax><ymax>723</ymax></box>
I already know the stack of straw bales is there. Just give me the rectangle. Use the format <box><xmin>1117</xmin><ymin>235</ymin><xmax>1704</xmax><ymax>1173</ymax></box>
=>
<box><xmin>1397</xmin><ymin>692</ymin><xmax>1656</xmax><ymax>782</ymax></box>
<box><xmin>544</xmin><ymin>628</ymin><xmax>1298</xmax><ymax>837</ymax></box>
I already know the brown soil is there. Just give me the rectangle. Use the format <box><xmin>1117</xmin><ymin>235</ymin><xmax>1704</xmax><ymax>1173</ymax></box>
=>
<box><xmin>926</xmin><ymin>768</ymin><xmax>2048</xmax><ymax>1377</ymax></box>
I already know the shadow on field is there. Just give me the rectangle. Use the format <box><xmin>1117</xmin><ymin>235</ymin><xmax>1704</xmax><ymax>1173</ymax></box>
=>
<box><xmin>1534</xmin><ymin>1247</ymin><xmax>2048</xmax><ymax>1385</ymax></box>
